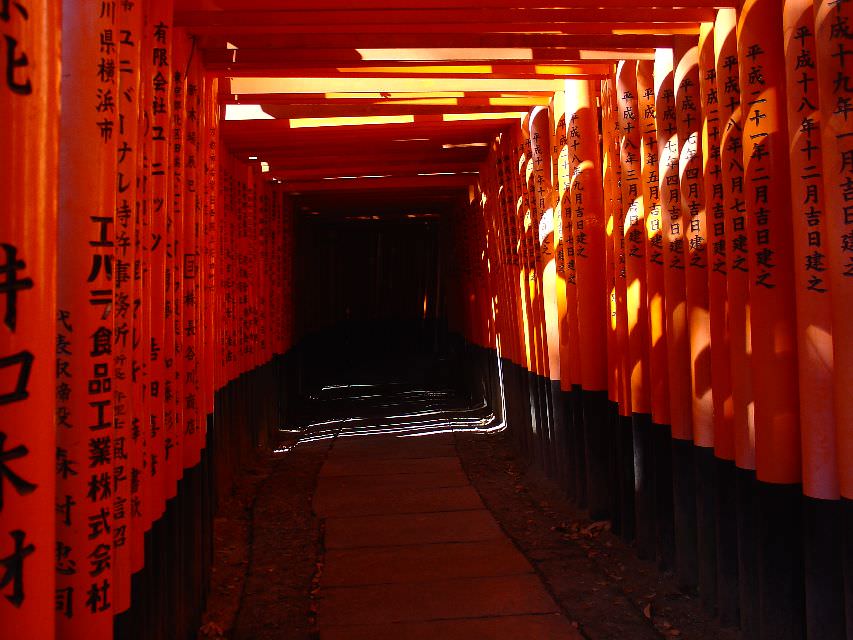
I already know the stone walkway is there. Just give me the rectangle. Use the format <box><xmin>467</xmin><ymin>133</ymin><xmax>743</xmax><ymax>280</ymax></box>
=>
<box><xmin>313</xmin><ymin>430</ymin><xmax>582</xmax><ymax>639</ymax></box>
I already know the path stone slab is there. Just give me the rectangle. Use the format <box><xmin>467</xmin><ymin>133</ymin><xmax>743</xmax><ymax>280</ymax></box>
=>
<box><xmin>331</xmin><ymin>432</ymin><xmax>456</xmax><ymax>450</ymax></box>
<box><xmin>318</xmin><ymin>574</ymin><xmax>560</xmax><ymax>626</ymax></box>
<box><xmin>317</xmin><ymin>470</ymin><xmax>469</xmax><ymax>493</ymax></box>
<box><xmin>323</xmin><ymin>539</ymin><xmax>533</xmax><ymax>586</ymax></box>
<box><xmin>314</xmin><ymin>484</ymin><xmax>483</xmax><ymax>517</ymax></box>
<box><xmin>324</xmin><ymin>510</ymin><xmax>505</xmax><ymax>549</ymax></box>
<box><xmin>321</xmin><ymin>614</ymin><xmax>583</xmax><ymax>640</ymax></box>
<box><xmin>320</xmin><ymin>456</ymin><xmax>462</xmax><ymax>478</ymax></box>
<box><xmin>328</xmin><ymin>443</ymin><xmax>459</xmax><ymax>461</ymax></box>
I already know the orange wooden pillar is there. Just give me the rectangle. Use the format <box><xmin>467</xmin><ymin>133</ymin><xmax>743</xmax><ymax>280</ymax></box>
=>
<box><xmin>555</xmin><ymin>87</ymin><xmax>586</xmax><ymax>504</ymax></box>
<box><xmin>638</xmin><ymin>61</ymin><xmax>671</xmax><ymax>431</ymax></box>
<box><xmin>617</xmin><ymin>62</ymin><xmax>652</xmax><ymax>427</ymax></box>
<box><xmin>520</xmin><ymin>123</ymin><xmax>545</xmax><ymax>464</ymax></box>
<box><xmin>521</xmin><ymin>119</ymin><xmax>550</xmax><ymax>470</ymax></box>
<box><xmin>183</xmin><ymin>50</ymin><xmax>204</xmax><ymax>471</ymax></box>
<box><xmin>601</xmin><ymin>74</ymin><xmax>625</xmax><ymax>533</ymax></box>
<box><xmin>551</xmin><ymin>90</ymin><xmax>575</xmax><ymax>494</ymax></box>
<box><xmin>112</xmin><ymin>0</ymin><xmax>143</xmax><ymax>623</ymax></box>
<box><xmin>493</xmin><ymin>136</ymin><xmax>527</xmax><ymax>455</ymax></box>
<box><xmin>140</xmin><ymin>6</ymin><xmax>174</xmax><ymax>636</ymax></box>
<box><xmin>783</xmin><ymin>0</ymin><xmax>844</xmax><ymax>635</ymax></box>
<box><xmin>738</xmin><ymin>0</ymin><xmax>804</xmax><ymax>635</ymax></box>
<box><xmin>168</xmin><ymin>31</ymin><xmax>188</xmax><ymax>495</ymax></box>
<box><xmin>713</xmin><ymin>9</ymin><xmax>761</xmax><ymax>633</ymax></box>
<box><xmin>523</xmin><ymin>107</ymin><xmax>559</xmax><ymax>477</ymax></box>
<box><xmin>813</xmin><ymin>0</ymin><xmax>853</xmax><ymax>631</ymax></box>
<box><xmin>57</xmin><ymin>3</ymin><xmax>118</xmax><ymax>636</ymax></box>
<box><xmin>0</xmin><ymin>3</ymin><xmax>59</xmax><ymax>636</ymax></box>
<box><xmin>531</xmin><ymin>110</ymin><xmax>557</xmax><ymax>476</ymax></box>
<box><xmin>552</xmin><ymin>90</ymin><xmax>569</xmax><ymax>396</ymax></box>
<box><xmin>658</xmin><ymin>44</ymin><xmax>697</xmax><ymax>589</ymax></box>
<box><xmin>700</xmin><ymin>17</ymin><xmax>739</xmax><ymax>627</ymax></box>
<box><xmin>617</xmin><ymin>59</ymin><xmax>653</xmax><ymax>553</ymax></box>
<box><xmin>530</xmin><ymin>106</ymin><xmax>561</xmax><ymax>479</ymax></box>
<box><xmin>612</xmin><ymin>74</ymin><xmax>634</xmax><ymax>540</ymax></box>
<box><xmin>498</xmin><ymin>134</ymin><xmax>533</xmax><ymax>456</ymax></box>
<box><xmin>513</xmin><ymin>127</ymin><xmax>546</xmax><ymax>468</ymax></box>
<box><xmin>676</xmin><ymin>31</ymin><xmax>717</xmax><ymax>608</ymax></box>
<box><xmin>566</xmin><ymin>78</ymin><xmax>611</xmax><ymax>520</ymax></box>
<box><xmin>702</xmin><ymin>24</ymin><xmax>735</xmax><ymax>470</ymax></box>
<box><xmin>129</xmin><ymin>1</ymin><xmax>151</xmax><ymax>583</ymax></box>
<box><xmin>611</xmin><ymin>63</ymin><xmax>635</xmax><ymax>541</ymax></box>
<box><xmin>181</xmin><ymin>51</ymin><xmax>205</xmax><ymax>640</ymax></box>
<box><xmin>638</xmin><ymin>58</ymin><xmax>676</xmax><ymax>571</ymax></box>
<box><xmin>144</xmin><ymin>0</ymin><xmax>173</xmax><ymax>532</ymax></box>
<box><xmin>607</xmin><ymin>67</ymin><xmax>636</xmax><ymax>541</ymax></box>
<box><xmin>203</xmin><ymin>76</ymin><xmax>220</xmax><ymax>424</ymax></box>
<box><xmin>479</xmin><ymin>148</ymin><xmax>512</xmax><ymax>430</ymax></box>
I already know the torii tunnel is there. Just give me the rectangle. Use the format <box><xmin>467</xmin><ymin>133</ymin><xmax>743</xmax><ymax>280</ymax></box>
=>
<box><xmin>1</xmin><ymin>1</ymin><xmax>852</xmax><ymax>639</ymax></box>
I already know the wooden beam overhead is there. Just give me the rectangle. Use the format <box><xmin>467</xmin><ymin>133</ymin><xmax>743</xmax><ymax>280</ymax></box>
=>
<box><xmin>176</xmin><ymin>0</ymin><xmax>719</xmax><ymax>210</ymax></box>
<box><xmin>175</xmin><ymin>1</ymin><xmax>731</xmax><ymax>15</ymax></box>
<box><xmin>270</xmin><ymin>159</ymin><xmax>481</xmax><ymax>180</ymax></box>
<box><xmin>203</xmin><ymin>46</ymin><xmax>655</xmax><ymax>65</ymax></box>
<box><xmin>221</xmin><ymin>126</ymin><xmax>507</xmax><ymax>154</ymax></box>
<box><xmin>228</xmin><ymin>76</ymin><xmax>567</xmax><ymax>95</ymax></box>
<box><xmin>255</xmin><ymin>146</ymin><xmax>491</xmax><ymax>167</ymax></box>
<box><xmin>222</xmin><ymin>116</ymin><xmax>515</xmax><ymax>138</ymax></box>
<box><xmin>217</xmin><ymin>66</ymin><xmax>613</xmax><ymax>80</ymax></box>
<box><xmin>176</xmin><ymin>8</ymin><xmax>714</xmax><ymax>28</ymax></box>
<box><xmin>281</xmin><ymin>174</ymin><xmax>476</xmax><ymax>192</ymax></box>
<box><xmin>205</xmin><ymin>57</ymin><xmax>635</xmax><ymax>76</ymax></box>
<box><xmin>224</xmin><ymin>91</ymin><xmax>556</xmax><ymax>105</ymax></box>
<box><xmin>257</xmin><ymin>102</ymin><xmax>541</xmax><ymax>118</ymax></box>
<box><xmin>189</xmin><ymin>32</ymin><xmax>674</xmax><ymax>49</ymax></box>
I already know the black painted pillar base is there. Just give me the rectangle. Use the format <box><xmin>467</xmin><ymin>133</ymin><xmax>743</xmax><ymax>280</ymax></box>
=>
<box><xmin>607</xmin><ymin>401</ymin><xmax>622</xmax><ymax>535</ymax></box>
<box><xmin>756</xmin><ymin>481</ymin><xmax>804</xmax><ymax>640</ymax></box>
<box><xmin>512</xmin><ymin>362</ymin><xmax>532</xmax><ymax>461</ymax></box>
<box><xmin>541</xmin><ymin>374</ymin><xmax>557</xmax><ymax>479</ymax></box>
<box><xmin>527</xmin><ymin>370</ymin><xmax>544</xmax><ymax>470</ymax></box>
<box><xmin>653</xmin><ymin>424</ymin><xmax>675</xmax><ymax>572</ymax></box>
<box><xmin>582</xmin><ymin>391</ymin><xmax>611</xmax><ymax>521</ymax></box>
<box><xmin>632</xmin><ymin>412</ymin><xmax>655</xmax><ymax>560</ymax></box>
<box><xmin>550</xmin><ymin>380</ymin><xmax>567</xmax><ymax>488</ymax></box>
<box><xmin>844</xmin><ymin>498</ymin><xmax>853</xmax><ymax>640</ymax></box>
<box><xmin>501</xmin><ymin>359</ymin><xmax>523</xmax><ymax>454</ymax></box>
<box><xmin>672</xmin><ymin>438</ymin><xmax>698</xmax><ymax>591</ymax></box>
<box><xmin>715</xmin><ymin>457</ymin><xmax>740</xmax><ymax>628</ymax></box>
<box><xmin>736</xmin><ymin>467</ymin><xmax>759</xmax><ymax>640</ymax></box>
<box><xmin>802</xmin><ymin>495</ymin><xmax>845</xmax><ymax>640</ymax></box>
<box><xmin>571</xmin><ymin>385</ymin><xmax>587</xmax><ymax>508</ymax></box>
<box><xmin>619</xmin><ymin>414</ymin><xmax>635</xmax><ymax>544</ymax></box>
<box><xmin>517</xmin><ymin>364</ymin><xmax>535</xmax><ymax>463</ymax></box>
<box><xmin>695</xmin><ymin>446</ymin><xmax>718</xmax><ymax>614</ymax></box>
<box><xmin>560</xmin><ymin>388</ymin><xmax>577</xmax><ymax>502</ymax></box>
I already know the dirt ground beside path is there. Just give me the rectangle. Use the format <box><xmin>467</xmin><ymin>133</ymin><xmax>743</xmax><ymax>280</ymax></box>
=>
<box><xmin>199</xmin><ymin>429</ymin><xmax>738</xmax><ymax>640</ymax></box>
<box><xmin>454</xmin><ymin>431</ymin><xmax>738</xmax><ymax>640</ymax></box>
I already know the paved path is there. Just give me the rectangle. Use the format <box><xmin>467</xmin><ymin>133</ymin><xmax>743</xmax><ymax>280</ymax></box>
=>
<box><xmin>313</xmin><ymin>430</ymin><xmax>582</xmax><ymax>639</ymax></box>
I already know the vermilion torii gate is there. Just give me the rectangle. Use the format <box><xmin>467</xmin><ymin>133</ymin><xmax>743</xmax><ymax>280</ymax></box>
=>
<box><xmin>1</xmin><ymin>1</ymin><xmax>851</xmax><ymax>639</ymax></box>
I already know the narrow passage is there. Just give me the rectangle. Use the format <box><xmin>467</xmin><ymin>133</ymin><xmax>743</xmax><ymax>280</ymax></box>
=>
<box><xmin>314</xmin><ymin>428</ymin><xmax>579</xmax><ymax>639</ymax></box>
<box><xmin>220</xmin><ymin>349</ymin><xmax>735</xmax><ymax>640</ymax></box>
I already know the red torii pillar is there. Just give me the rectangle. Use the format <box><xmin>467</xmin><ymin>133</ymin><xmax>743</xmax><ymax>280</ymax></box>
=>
<box><xmin>814</xmin><ymin>0</ymin><xmax>853</xmax><ymax>630</ymax></box>
<box><xmin>738</xmin><ymin>0</ymin><xmax>804</xmax><ymax>635</ymax></box>
<box><xmin>0</xmin><ymin>2</ymin><xmax>60</xmax><ymax>636</ymax></box>
<box><xmin>56</xmin><ymin>3</ymin><xmax>118</xmax><ymax>637</ymax></box>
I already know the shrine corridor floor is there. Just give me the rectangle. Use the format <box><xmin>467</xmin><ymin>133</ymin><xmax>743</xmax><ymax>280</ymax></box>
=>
<box><xmin>204</xmin><ymin>351</ymin><xmax>734</xmax><ymax>640</ymax></box>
